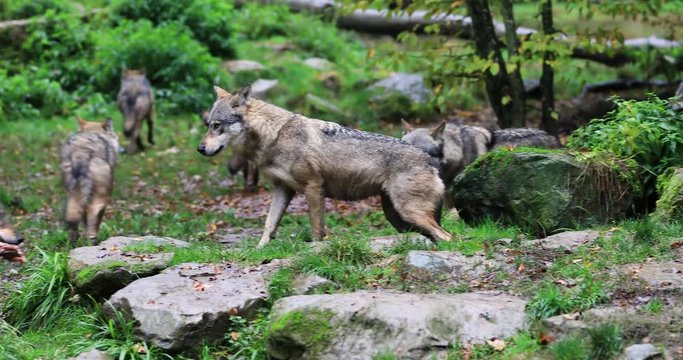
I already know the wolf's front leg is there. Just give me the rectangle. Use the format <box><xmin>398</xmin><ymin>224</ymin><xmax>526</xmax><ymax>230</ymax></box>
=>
<box><xmin>257</xmin><ymin>185</ymin><xmax>294</xmax><ymax>248</ymax></box>
<box><xmin>304</xmin><ymin>182</ymin><xmax>326</xmax><ymax>241</ymax></box>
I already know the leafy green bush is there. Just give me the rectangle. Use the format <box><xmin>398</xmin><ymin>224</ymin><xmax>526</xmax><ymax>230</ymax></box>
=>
<box><xmin>0</xmin><ymin>0</ymin><xmax>70</xmax><ymax>20</ymax></box>
<box><xmin>568</xmin><ymin>96</ymin><xmax>683</xmax><ymax>199</ymax></box>
<box><xmin>20</xmin><ymin>11</ymin><xmax>94</xmax><ymax>93</ymax></box>
<box><xmin>111</xmin><ymin>0</ymin><xmax>237</xmax><ymax>57</ymax></box>
<box><xmin>92</xmin><ymin>19</ymin><xmax>229</xmax><ymax>112</ymax></box>
<box><xmin>0</xmin><ymin>69</ymin><xmax>75</xmax><ymax>120</ymax></box>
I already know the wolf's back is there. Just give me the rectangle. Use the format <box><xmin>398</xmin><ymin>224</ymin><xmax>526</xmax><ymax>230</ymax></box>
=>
<box><xmin>60</xmin><ymin>133</ymin><xmax>118</xmax><ymax>201</ymax></box>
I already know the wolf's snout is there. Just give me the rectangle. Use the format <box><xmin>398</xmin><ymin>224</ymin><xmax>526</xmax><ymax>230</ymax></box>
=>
<box><xmin>197</xmin><ymin>144</ymin><xmax>207</xmax><ymax>155</ymax></box>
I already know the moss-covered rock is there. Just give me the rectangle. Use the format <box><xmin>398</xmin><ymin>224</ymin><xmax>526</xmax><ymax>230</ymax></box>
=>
<box><xmin>452</xmin><ymin>149</ymin><xmax>641</xmax><ymax>234</ymax></box>
<box><xmin>654</xmin><ymin>168</ymin><xmax>683</xmax><ymax>222</ymax></box>
<box><xmin>269</xmin><ymin>309</ymin><xmax>336</xmax><ymax>359</ymax></box>
<box><xmin>67</xmin><ymin>235</ymin><xmax>189</xmax><ymax>298</ymax></box>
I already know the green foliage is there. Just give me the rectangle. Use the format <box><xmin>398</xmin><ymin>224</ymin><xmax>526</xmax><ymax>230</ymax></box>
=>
<box><xmin>224</xmin><ymin>312</ymin><xmax>270</xmax><ymax>359</ymax></box>
<box><xmin>320</xmin><ymin>236</ymin><xmax>374</xmax><ymax>266</ymax></box>
<box><xmin>0</xmin><ymin>0</ymin><xmax>70</xmax><ymax>20</ymax></box>
<box><xmin>268</xmin><ymin>268</ymin><xmax>295</xmax><ymax>303</ymax></box>
<box><xmin>80</xmin><ymin>306</ymin><xmax>171</xmax><ymax>359</ymax></box>
<box><xmin>0</xmin><ymin>69</ymin><xmax>74</xmax><ymax>120</ymax></box>
<box><xmin>111</xmin><ymin>0</ymin><xmax>237</xmax><ymax>57</ymax></box>
<box><xmin>550</xmin><ymin>336</ymin><xmax>589</xmax><ymax>360</ymax></box>
<box><xmin>568</xmin><ymin>96</ymin><xmax>683</xmax><ymax>199</ymax></box>
<box><xmin>92</xmin><ymin>19</ymin><xmax>228</xmax><ymax>113</ymax></box>
<box><xmin>526</xmin><ymin>276</ymin><xmax>609</xmax><ymax>320</ymax></box>
<box><xmin>587</xmin><ymin>324</ymin><xmax>623</xmax><ymax>360</ymax></box>
<box><xmin>3</xmin><ymin>250</ymin><xmax>74</xmax><ymax>330</ymax></box>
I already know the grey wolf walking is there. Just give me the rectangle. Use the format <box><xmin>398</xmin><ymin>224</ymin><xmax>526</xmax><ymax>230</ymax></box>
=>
<box><xmin>198</xmin><ymin>85</ymin><xmax>452</xmax><ymax>247</ymax></box>
<box><xmin>402</xmin><ymin>120</ymin><xmax>559</xmax><ymax>185</ymax></box>
<box><xmin>61</xmin><ymin>117</ymin><xmax>119</xmax><ymax>243</ymax></box>
<box><xmin>201</xmin><ymin>111</ymin><xmax>259</xmax><ymax>192</ymax></box>
<box><xmin>117</xmin><ymin>69</ymin><xmax>154</xmax><ymax>154</ymax></box>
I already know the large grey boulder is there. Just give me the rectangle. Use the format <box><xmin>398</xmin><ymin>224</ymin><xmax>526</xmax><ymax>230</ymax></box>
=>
<box><xmin>106</xmin><ymin>261</ymin><xmax>287</xmax><ymax>353</ymax></box>
<box><xmin>268</xmin><ymin>290</ymin><xmax>528</xmax><ymax>359</ymax></box>
<box><xmin>67</xmin><ymin>236</ymin><xmax>190</xmax><ymax>298</ymax></box>
<box><xmin>452</xmin><ymin>150</ymin><xmax>641</xmax><ymax>235</ymax></box>
<box><xmin>654</xmin><ymin>168</ymin><xmax>683</xmax><ymax>222</ymax></box>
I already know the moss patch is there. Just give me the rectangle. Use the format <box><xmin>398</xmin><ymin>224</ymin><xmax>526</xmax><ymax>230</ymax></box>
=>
<box><xmin>654</xmin><ymin>168</ymin><xmax>683</xmax><ymax>222</ymax></box>
<box><xmin>269</xmin><ymin>309</ymin><xmax>336</xmax><ymax>358</ymax></box>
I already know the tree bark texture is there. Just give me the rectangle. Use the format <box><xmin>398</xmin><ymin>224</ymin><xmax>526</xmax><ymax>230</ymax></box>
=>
<box><xmin>540</xmin><ymin>0</ymin><xmax>558</xmax><ymax>136</ymax></box>
<box><xmin>499</xmin><ymin>0</ymin><xmax>526</xmax><ymax>128</ymax></box>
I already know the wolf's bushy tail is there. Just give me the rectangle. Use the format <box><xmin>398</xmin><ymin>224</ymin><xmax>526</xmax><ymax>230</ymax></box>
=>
<box><xmin>63</xmin><ymin>152</ymin><xmax>93</xmax><ymax>224</ymax></box>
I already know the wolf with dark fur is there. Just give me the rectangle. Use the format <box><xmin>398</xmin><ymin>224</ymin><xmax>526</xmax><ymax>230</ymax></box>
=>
<box><xmin>117</xmin><ymin>69</ymin><xmax>154</xmax><ymax>154</ymax></box>
<box><xmin>402</xmin><ymin>120</ymin><xmax>559</xmax><ymax>185</ymax></box>
<box><xmin>198</xmin><ymin>85</ymin><xmax>451</xmax><ymax>247</ymax></box>
<box><xmin>61</xmin><ymin>117</ymin><xmax>119</xmax><ymax>242</ymax></box>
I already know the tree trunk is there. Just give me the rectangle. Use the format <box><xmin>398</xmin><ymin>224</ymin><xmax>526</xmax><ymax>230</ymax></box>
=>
<box><xmin>465</xmin><ymin>0</ymin><xmax>513</xmax><ymax>128</ymax></box>
<box><xmin>540</xmin><ymin>0</ymin><xmax>558</xmax><ymax>136</ymax></box>
<box><xmin>499</xmin><ymin>0</ymin><xmax>525</xmax><ymax>128</ymax></box>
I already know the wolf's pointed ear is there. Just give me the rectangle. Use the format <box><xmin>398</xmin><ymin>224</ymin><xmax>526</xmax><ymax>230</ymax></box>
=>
<box><xmin>239</xmin><ymin>84</ymin><xmax>252</xmax><ymax>105</ymax></box>
<box><xmin>400</xmin><ymin>118</ymin><xmax>414</xmax><ymax>134</ymax></box>
<box><xmin>103</xmin><ymin>118</ymin><xmax>114</xmax><ymax>132</ymax></box>
<box><xmin>430</xmin><ymin>120</ymin><xmax>446</xmax><ymax>139</ymax></box>
<box><xmin>77</xmin><ymin>116</ymin><xmax>87</xmax><ymax>131</ymax></box>
<box><xmin>214</xmin><ymin>86</ymin><xmax>231</xmax><ymax>100</ymax></box>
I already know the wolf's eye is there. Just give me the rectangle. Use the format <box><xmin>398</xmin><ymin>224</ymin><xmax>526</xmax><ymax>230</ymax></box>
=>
<box><xmin>211</xmin><ymin>123</ymin><xmax>221</xmax><ymax>131</ymax></box>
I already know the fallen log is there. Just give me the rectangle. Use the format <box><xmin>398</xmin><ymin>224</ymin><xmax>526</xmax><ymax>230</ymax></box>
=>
<box><xmin>238</xmin><ymin>0</ymin><xmax>681</xmax><ymax>68</ymax></box>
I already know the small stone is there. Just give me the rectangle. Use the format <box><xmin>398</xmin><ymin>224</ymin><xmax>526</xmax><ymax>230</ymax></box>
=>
<box><xmin>369</xmin><ymin>72</ymin><xmax>431</xmax><ymax>104</ymax></box>
<box><xmin>405</xmin><ymin>250</ymin><xmax>514</xmax><ymax>281</ymax></box>
<box><xmin>303</xmin><ymin>57</ymin><xmax>333</xmax><ymax>70</ymax></box>
<box><xmin>221</xmin><ymin>60</ymin><xmax>264</xmax><ymax>73</ymax></box>
<box><xmin>292</xmin><ymin>273</ymin><xmax>336</xmax><ymax>295</ymax></box>
<box><xmin>251</xmin><ymin>79</ymin><xmax>278</xmax><ymax>99</ymax></box>
<box><xmin>69</xmin><ymin>349</ymin><xmax>112</xmax><ymax>360</ymax></box>
<box><xmin>621</xmin><ymin>343</ymin><xmax>663</xmax><ymax>360</ymax></box>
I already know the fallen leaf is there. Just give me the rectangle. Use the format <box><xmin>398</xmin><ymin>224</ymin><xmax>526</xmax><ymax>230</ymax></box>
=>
<box><xmin>193</xmin><ymin>280</ymin><xmax>211</xmax><ymax>291</ymax></box>
<box><xmin>230</xmin><ymin>331</ymin><xmax>239</xmax><ymax>341</ymax></box>
<box><xmin>213</xmin><ymin>265</ymin><xmax>223</xmax><ymax>274</ymax></box>
<box><xmin>461</xmin><ymin>345</ymin><xmax>472</xmax><ymax>360</ymax></box>
<box><xmin>133</xmin><ymin>343</ymin><xmax>146</xmax><ymax>354</ymax></box>
<box><xmin>517</xmin><ymin>263</ymin><xmax>525</xmax><ymax>273</ymax></box>
<box><xmin>670</xmin><ymin>242</ymin><xmax>683</xmax><ymax>250</ymax></box>
<box><xmin>208</xmin><ymin>223</ymin><xmax>218</xmax><ymax>233</ymax></box>
<box><xmin>487</xmin><ymin>338</ymin><xmax>506</xmax><ymax>351</ymax></box>
<box><xmin>538</xmin><ymin>332</ymin><xmax>555</xmax><ymax>345</ymax></box>
<box><xmin>229</xmin><ymin>307</ymin><xmax>239</xmax><ymax>316</ymax></box>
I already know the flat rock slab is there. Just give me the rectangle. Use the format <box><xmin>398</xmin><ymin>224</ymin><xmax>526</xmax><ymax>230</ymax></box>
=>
<box><xmin>405</xmin><ymin>250</ymin><xmax>514</xmax><ymax>282</ymax></box>
<box><xmin>292</xmin><ymin>273</ymin><xmax>337</xmax><ymax>295</ymax></box>
<box><xmin>624</xmin><ymin>261</ymin><xmax>683</xmax><ymax>294</ymax></box>
<box><xmin>543</xmin><ymin>306</ymin><xmax>637</xmax><ymax>338</ymax></box>
<box><xmin>522</xmin><ymin>230</ymin><xmax>604</xmax><ymax>251</ymax></box>
<box><xmin>268</xmin><ymin>290</ymin><xmax>528</xmax><ymax>360</ymax></box>
<box><xmin>67</xmin><ymin>236</ymin><xmax>190</xmax><ymax>298</ymax></box>
<box><xmin>106</xmin><ymin>261</ymin><xmax>286</xmax><ymax>353</ymax></box>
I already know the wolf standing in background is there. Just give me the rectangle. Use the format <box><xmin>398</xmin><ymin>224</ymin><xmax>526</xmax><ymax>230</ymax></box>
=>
<box><xmin>198</xmin><ymin>85</ymin><xmax>452</xmax><ymax>247</ymax></box>
<box><xmin>402</xmin><ymin>120</ymin><xmax>560</xmax><ymax>185</ymax></box>
<box><xmin>61</xmin><ymin>117</ymin><xmax>119</xmax><ymax>243</ymax></box>
<box><xmin>201</xmin><ymin>111</ymin><xmax>259</xmax><ymax>192</ymax></box>
<box><xmin>117</xmin><ymin>69</ymin><xmax>154</xmax><ymax>154</ymax></box>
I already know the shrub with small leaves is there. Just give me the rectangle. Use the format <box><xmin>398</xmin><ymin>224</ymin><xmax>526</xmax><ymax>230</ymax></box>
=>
<box><xmin>568</xmin><ymin>96</ymin><xmax>683</xmax><ymax>201</ymax></box>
